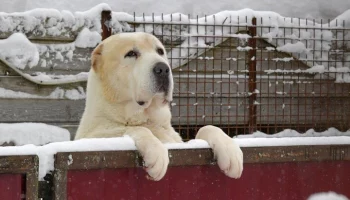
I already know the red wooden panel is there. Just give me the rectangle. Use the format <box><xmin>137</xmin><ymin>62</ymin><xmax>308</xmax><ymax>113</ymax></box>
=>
<box><xmin>227</xmin><ymin>161</ymin><xmax>350</xmax><ymax>200</ymax></box>
<box><xmin>67</xmin><ymin>170</ymin><xmax>104</xmax><ymax>200</ymax></box>
<box><xmin>104</xmin><ymin>168</ymin><xmax>138</xmax><ymax>200</ymax></box>
<box><xmin>0</xmin><ymin>174</ymin><xmax>23</xmax><ymax>200</ymax></box>
<box><xmin>136</xmin><ymin>169</ymin><xmax>170</xmax><ymax>200</ymax></box>
<box><xmin>168</xmin><ymin>166</ymin><xmax>202</xmax><ymax>200</ymax></box>
<box><xmin>67</xmin><ymin>161</ymin><xmax>350</xmax><ymax>200</ymax></box>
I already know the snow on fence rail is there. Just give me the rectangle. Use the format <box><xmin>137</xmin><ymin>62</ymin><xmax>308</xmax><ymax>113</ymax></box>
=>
<box><xmin>1</xmin><ymin>142</ymin><xmax>350</xmax><ymax>199</ymax></box>
<box><xmin>0</xmin><ymin>4</ymin><xmax>349</xmax><ymax>137</ymax></box>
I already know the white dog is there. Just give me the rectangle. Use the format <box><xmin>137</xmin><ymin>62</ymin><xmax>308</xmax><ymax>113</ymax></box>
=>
<box><xmin>75</xmin><ymin>32</ymin><xmax>243</xmax><ymax>181</ymax></box>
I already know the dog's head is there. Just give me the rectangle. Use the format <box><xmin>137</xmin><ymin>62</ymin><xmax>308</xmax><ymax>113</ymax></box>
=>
<box><xmin>91</xmin><ymin>32</ymin><xmax>173</xmax><ymax>106</ymax></box>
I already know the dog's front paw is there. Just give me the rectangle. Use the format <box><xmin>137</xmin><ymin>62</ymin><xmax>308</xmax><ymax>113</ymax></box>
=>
<box><xmin>213</xmin><ymin>139</ymin><xmax>243</xmax><ymax>179</ymax></box>
<box><xmin>141</xmin><ymin>141</ymin><xmax>169</xmax><ymax>181</ymax></box>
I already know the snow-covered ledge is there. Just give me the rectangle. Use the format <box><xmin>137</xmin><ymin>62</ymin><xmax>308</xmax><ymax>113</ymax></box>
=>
<box><xmin>0</xmin><ymin>135</ymin><xmax>349</xmax><ymax>181</ymax></box>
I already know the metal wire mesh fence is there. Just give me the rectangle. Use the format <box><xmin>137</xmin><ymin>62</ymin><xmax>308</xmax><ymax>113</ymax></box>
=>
<box><xmin>118</xmin><ymin>13</ymin><xmax>350</xmax><ymax>139</ymax></box>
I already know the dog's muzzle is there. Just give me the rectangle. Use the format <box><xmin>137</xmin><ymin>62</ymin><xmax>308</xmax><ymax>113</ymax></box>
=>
<box><xmin>153</xmin><ymin>62</ymin><xmax>170</xmax><ymax>94</ymax></box>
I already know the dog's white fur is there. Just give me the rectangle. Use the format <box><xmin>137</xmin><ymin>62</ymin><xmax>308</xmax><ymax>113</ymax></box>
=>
<box><xmin>75</xmin><ymin>32</ymin><xmax>243</xmax><ymax>181</ymax></box>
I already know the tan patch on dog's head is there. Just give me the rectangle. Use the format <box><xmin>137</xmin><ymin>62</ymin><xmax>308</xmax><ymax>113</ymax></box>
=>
<box><xmin>91</xmin><ymin>32</ymin><xmax>172</xmax><ymax>105</ymax></box>
<box><xmin>91</xmin><ymin>43</ymin><xmax>103</xmax><ymax>72</ymax></box>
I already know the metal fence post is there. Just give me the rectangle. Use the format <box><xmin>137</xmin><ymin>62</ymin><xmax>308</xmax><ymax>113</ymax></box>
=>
<box><xmin>248</xmin><ymin>17</ymin><xmax>257</xmax><ymax>133</ymax></box>
<box><xmin>101</xmin><ymin>10</ymin><xmax>112</xmax><ymax>40</ymax></box>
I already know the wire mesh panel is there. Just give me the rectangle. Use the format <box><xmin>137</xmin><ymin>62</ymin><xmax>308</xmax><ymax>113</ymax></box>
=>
<box><xmin>118</xmin><ymin>14</ymin><xmax>350</xmax><ymax>139</ymax></box>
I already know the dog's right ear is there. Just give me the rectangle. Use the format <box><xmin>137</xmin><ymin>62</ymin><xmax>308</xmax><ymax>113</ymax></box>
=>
<box><xmin>91</xmin><ymin>43</ymin><xmax>104</xmax><ymax>72</ymax></box>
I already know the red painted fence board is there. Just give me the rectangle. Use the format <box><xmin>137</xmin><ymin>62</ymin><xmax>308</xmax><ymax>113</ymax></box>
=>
<box><xmin>67</xmin><ymin>161</ymin><xmax>350</xmax><ymax>200</ymax></box>
<box><xmin>0</xmin><ymin>174</ymin><xmax>24</xmax><ymax>200</ymax></box>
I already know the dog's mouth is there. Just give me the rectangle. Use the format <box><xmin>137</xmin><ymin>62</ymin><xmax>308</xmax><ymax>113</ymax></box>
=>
<box><xmin>155</xmin><ymin>84</ymin><xmax>167</xmax><ymax>94</ymax></box>
<box><xmin>136</xmin><ymin>91</ymin><xmax>171</xmax><ymax>107</ymax></box>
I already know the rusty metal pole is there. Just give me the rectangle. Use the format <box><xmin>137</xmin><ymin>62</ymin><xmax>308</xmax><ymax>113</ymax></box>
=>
<box><xmin>101</xmin><ymin>10</ymin><xmax>112</xmax><ymax>40</ymax></box>
<box><xmin>248</xmin><ymin>17</ymin><xmax>257</xmax><ymax>133</ymax></box>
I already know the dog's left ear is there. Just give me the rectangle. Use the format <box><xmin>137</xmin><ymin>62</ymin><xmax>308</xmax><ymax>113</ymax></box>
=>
<box><xmin>91</xmin><ymin>43</ymin><xmax>104</xmax><ymax>72</ymax></box>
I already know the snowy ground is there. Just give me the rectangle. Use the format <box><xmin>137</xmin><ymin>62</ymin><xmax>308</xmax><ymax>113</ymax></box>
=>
<box><xmin>1</xmin><ymin>0</ymin><xmax>350</xmax><ymax>20</ymax></box>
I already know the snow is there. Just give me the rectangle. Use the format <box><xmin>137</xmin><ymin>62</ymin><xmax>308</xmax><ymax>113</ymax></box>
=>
<box><xmin>0</xmin><ymin>33</ymin><xmax>39</xmax><ymax>69</ymax></box>
<box><xmin>75</xmin><ymin>28</ymin><xmax>102</xmax><ymax>48</ymax></box>
<box><xmin>308</xmin><ymin>192</ymin><xmax>349</xmax><ymax>200</ymax></box>
<box><xmin>24</xmin><ymin>72</ymin><xmax>89</xmax><ymax>85</ymax></box>
<box><xmin>272</xmin><ymin>57</ymin><xmax>294</xmax><ymax>62</ymax></box>
<box><xmin>277</xmin><ymin>42</ymin><xmax>309</xmax><ymax>54</ymax></box>
<box><xmin>264</xmin><ymin>64</ymin><xmax>338</xmax><ymax>75</ymax></box>
<box><xmin>238</xmin><ymin>128</ymin><xmax>350</xmax><ymax>138</ymax></box>
<box><xmin>305</xmin><ymin>65</ymin><xmax>326</xmax><ymax>74</ymax></box>
<box><xmin>0</xmin><ymin>123</ymin><xmax>70</xmax><ymax>146</ymax></box>
<box><xmin>0</xmin><ymin>3</ymin><xmax>111</xmax><ymax>38</ymax></box>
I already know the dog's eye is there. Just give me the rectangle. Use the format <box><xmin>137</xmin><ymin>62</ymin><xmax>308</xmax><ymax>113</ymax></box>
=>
<box><xmin>156</xmin><ymin>48</ymin><xmax>164</xmax><ymax>56</ymax></box>
<box><xmin>125</xmin><ymin>50</ymin><xmax>138</xmax><ymax>58</ymax></box>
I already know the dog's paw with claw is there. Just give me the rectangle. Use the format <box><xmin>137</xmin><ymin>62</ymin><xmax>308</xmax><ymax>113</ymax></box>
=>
<box><xmin>141</xmin><ymin>141</ymin><xmax>169</xmax><ymax>181</ymax></box>
<box><xmin>213</xmin><ymin>139</ymin><xmax>243</xmax><ymax>179</ymax></box>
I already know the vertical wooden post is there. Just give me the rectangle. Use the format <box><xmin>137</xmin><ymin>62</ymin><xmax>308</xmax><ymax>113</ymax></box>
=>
<box><xmin>248</xmin><ymin>17</ymin><xmax>257</xmax><ymax>133</ymax></box>
<box><xmin>101</xmin><ymin>10</ymin><xmax>112</xmax><ymax>40</ymax></box>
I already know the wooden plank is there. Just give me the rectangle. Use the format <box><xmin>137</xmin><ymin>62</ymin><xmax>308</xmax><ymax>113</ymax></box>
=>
<box><xmin>172</xmin><ymin>52</ymin><xmax>310</xmax><ymax>73</ymax></box>
<box><xmin>0</xmin><ymin>76</ymin><xmax>86</xmax><ymax>96</ymax></box>
<box><xmin>0</xmin><ymin>155</ymin><xmax>37</xmax><ymax>173</ymax></box>
<box><xmin>17</xmin><ymin>47</ymin><xmax>92</xmax><ymax>75</ymax></box>
<box><xmin>0</xmin><ymin>99</ymin><xmax>85</xmax><ymax>123</ymax></box>
<box><xmin>54</xmin><ymin>145</ymin><xmax>350</xmax><ymax>171</ymax></box>
<box><xmin>53</xmin><ymin>146</ymin><xmax>350</xmax><ymax>199</ymax></box>
<box><xmin>0</xmin><ymin>61</ymin><xmax>17</xmax><ymax>76</ymax></box>
<box><xmin>0</xmin><ymin>73</ymin><xmax>346</xmax><ymax>98</ymax></box>
<box><xmin>229</xmin><ymin>161</ymin><xmax>350</xmax><ymax>199</ymax></box>
<box><xmin>63</xmin><ymin>162</ymin><xmax>350</xmax><ymax>200</ymax></box>
<box><xmin>0</xmin><ymin>94</ymin><xmax>348</xmax><ymax>126</ymax></box>
<box><xmin>0</xmin><ymin>155</ymin><xmax>39</xmax><ymax>200</ymax></box>
<box><xmin>0</xmin><ymin>33</ymin><xmax>76</xmax><ymax>43</ymax></box>
<box><xmin>0</xmin><ymin>97</ymin><xmax>248</xmax><ymax>125</ymax></box>
<box><xmin>0</xmin><ymin>174</ymin><xmax>23</xmax><ymax>200</ymax></box>
<box><xmin>257</xmin><ymin>97</ymin><xmax>350</xmax><ymax>125</ymax></box>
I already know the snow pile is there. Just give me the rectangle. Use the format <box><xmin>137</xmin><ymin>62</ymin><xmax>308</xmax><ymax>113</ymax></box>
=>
<box><xmin>0</xmin><ymin>3</ymin><xmax>111</xmax><ymax>39</ymax></box>
<box><xmin>308</xmin><ymin>192</ymin><xmax>349</xmax><ymax>200</ymax></box>
<box><xmin>0</xmin><ymin>123</ymin><xmax>70</xmax><ymax>146</ymax></box>
<box><xmin>237</xmin><ymin>128</ymin><xmax>350</xmax><ymax>138</ymax></box>
<box><xmin>276</xmin><ymin>42</ymin><xmax>309</xmax><ymax>54</ymax></box>
<box><xmin>36</xmin><ymin>42</ymin><xmax>75</xmax><ymax>65</ymax></box>
<box><xmin>0</xmin><ymin>33</ymin><xmax>39</xmax><ymax>69</ymax></box>
<box><xmin>0</xmin><ymin>86</ymin><xmax>86</xmax><ymax>100</ymax></box>
<box><xmin>235</xmin><ymin>136</ymin><xmax>350</xmax><ymax>147</ymax></box>
<box><xmin>24</xmin><ymin>72</ymin><xmax>89</xmax><ymax>85</ymax></box>
<box><xmin>75</xmin><ymin>28</ymin><xmax>102</xmax><ymax>48</ymax></box>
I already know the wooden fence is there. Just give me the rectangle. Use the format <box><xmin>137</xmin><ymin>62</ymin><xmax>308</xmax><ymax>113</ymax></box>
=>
<box><xmin>0</xmin><ymin>145</ymin><xmax>349</xmax><ymax>199</ymax></box>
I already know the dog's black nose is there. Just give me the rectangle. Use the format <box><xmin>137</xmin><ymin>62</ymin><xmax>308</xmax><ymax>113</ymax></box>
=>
<box><xmin>153</xmin><ymin>62</ymin><xmax>170</xmax><ymax>77</ymax></box>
